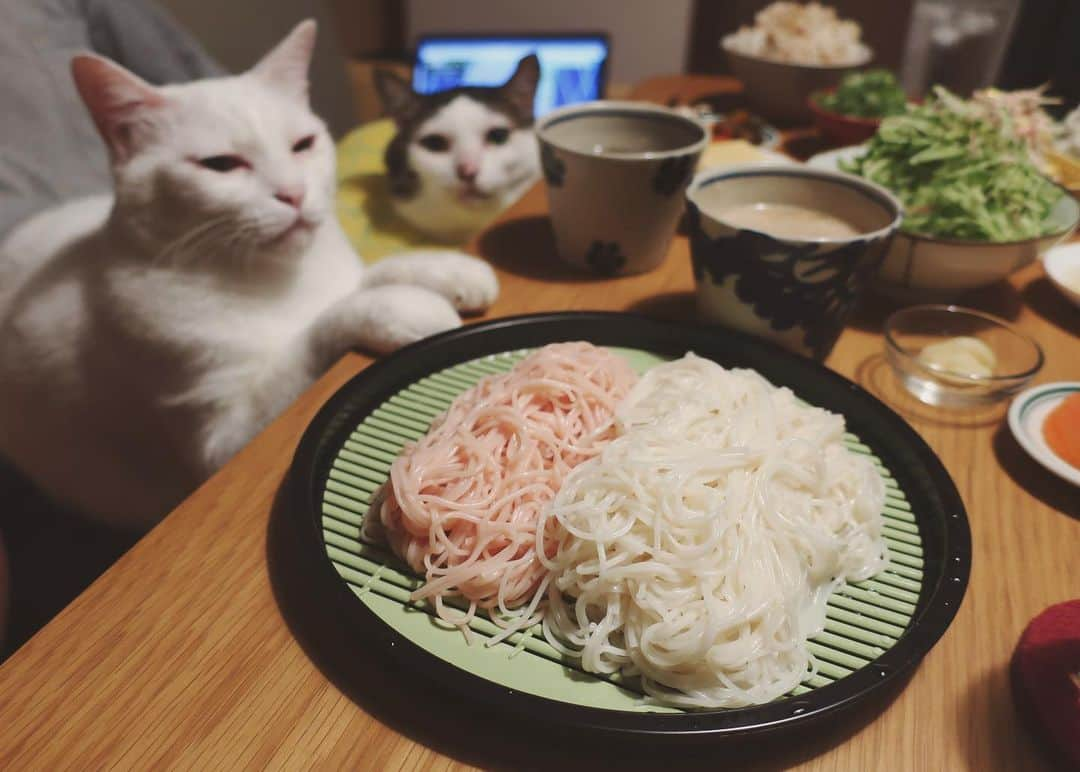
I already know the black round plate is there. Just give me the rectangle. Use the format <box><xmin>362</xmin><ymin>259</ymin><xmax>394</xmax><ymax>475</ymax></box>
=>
<box><xmin>286</xmin><ymin>312</ymin><xmax>970</xmax><ymax>738</ymax></box>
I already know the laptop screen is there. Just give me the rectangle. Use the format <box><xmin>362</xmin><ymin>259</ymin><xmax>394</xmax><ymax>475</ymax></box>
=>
<box><xmin>413</xmin><ymin>35</ymin><xmax>609</xmax><ymax>117</ymax></box>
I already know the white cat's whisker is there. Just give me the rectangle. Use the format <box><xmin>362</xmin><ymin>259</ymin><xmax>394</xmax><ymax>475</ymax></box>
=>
<box><xmin>159</xmin><ymin>217</ymin><xmax>228</xmax><ymax>258</ymax></box>
<box><xmin>155</xmin><ymin>216</ymin><xmax>234</xmax><ymax>266</ymax></box>
<box><xmin>173</xmin><ymin>216</ymin><xmax>266</xmax><ymax>269</ymax></box>
<box><xmin>221</xmin><ymin>219</ymin><xmax>283</xmax><ymax>272</ymax></box>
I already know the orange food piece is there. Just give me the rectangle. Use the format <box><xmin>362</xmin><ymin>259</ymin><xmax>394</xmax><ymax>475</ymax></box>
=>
<box><xmin>1043</xmin><ymin>392</ymin><xmax>1080</xmax><ymax>470</ymax></box>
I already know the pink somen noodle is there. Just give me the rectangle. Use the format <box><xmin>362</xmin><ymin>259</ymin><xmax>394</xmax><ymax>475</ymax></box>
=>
<box><xmin>372</xmin><ymin>342</ymin><xmax>638</xmax><ymax>639</ymax></box>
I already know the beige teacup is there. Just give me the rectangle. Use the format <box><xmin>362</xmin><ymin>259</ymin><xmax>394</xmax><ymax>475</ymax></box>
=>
<box><xmin>536</xmin><ymin>101</ymin><xmax>708</xmax><ymax>276</ymax></box>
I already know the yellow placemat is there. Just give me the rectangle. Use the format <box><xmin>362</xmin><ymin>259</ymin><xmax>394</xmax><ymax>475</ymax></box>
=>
<box><xmin>335</xmin><ymin>119</ymin><xmax>466</xmax><ymax>263</ymax></box>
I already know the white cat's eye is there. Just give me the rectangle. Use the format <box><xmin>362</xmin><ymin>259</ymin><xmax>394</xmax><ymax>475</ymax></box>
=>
<box><xmin>418</xmin><ymin>133</ymin><xmax>450</xmax><ymax>153</ymax></box>
<box><xmin>292</xmin><ymin>135</ymin><xmax>316</xmax><ymax>153</ymax></box>
<box><xmin>485</xmin><ymin>127</ymin><xmax>511</xmax><ymax>146</ymax></box>
<box><xmin>197</xmin><ymin>155</ymin><xmax>249</xmax><ymax>173</ymax></box>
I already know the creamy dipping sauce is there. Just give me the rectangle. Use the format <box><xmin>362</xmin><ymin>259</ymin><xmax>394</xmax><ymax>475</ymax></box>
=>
<box><xmin>918</xmin><ymin>336</ymin><xmax>997</xmax><ymax>380</ymax></box>
<box><xmin>720</xmin><ymin>202</ymin><xmax>862</xmax><ymax>240</ymax></box>
<box><xmin>1063</xmin><ymin>265</ymin><xmax>1080</xmax><ymax>294</ymax></box>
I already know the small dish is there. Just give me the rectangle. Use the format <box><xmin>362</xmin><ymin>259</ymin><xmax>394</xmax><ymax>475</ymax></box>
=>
<box><xmin>1008</xmin><ymin>382</ymin><xmax>1080</xmax><ymax>487</ymax></box>
<box><xmin>673</xmin><ymin>105</ymin><xmax>782</xmax><ymax>149</ymax></box>
<box><xmin>1041</xmin><ymin>241</ymin><xmax>1080</xmax><ymax>308</ymax></box>
<box><xmin>808</xmin><ymin>90</ymin><xmax>882</xmax><ymax>147</ymax></box>
<box><xmin>711</xmin><ymin>112</ymin><xmax>782</xmax><ymax>149</ymax></box>
<box><xmin>884</xmin><ymin>305</ymin><xmax>1044</xmax><ymax>408</ymax></box>
<box><xmin>696</xmin><ymin>140</ymin><xmax>795</xmax><ymax>173</ymax></box>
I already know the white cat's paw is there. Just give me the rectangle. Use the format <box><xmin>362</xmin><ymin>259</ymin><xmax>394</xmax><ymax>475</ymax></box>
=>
<box><xmin>365</xmin><ymin>251</ymin><xmax>499</xmax><ymax>313</ymax></box>
<box><xmin>358</xmin><ymin>285</ymin><xmax>462</xmax><ymax>354</ymax></box>
<box><xmin>436</xmin><ymin>253</ymin><xmax>499</xmax><ymax>313</ymax></box>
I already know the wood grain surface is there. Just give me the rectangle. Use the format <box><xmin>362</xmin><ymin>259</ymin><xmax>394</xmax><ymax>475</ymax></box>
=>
<box><xmin>0</xmin><ymin>77</ymin><xmax>1077</xmax><ymax>771</ymax></box>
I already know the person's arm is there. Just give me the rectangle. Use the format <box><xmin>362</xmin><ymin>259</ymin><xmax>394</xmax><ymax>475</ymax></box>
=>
<box><xmin>84</xmin><ymin>0</ymin><xmax>224</xmax><ymax>85</ymax></box>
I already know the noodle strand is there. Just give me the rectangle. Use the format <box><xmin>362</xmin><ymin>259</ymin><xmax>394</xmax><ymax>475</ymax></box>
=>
<box><xmin>373</xmin><ymin>343</ymin><xmax>638</xmax><ymax>635</ymax></box>
<box><xmin>542</xmin><ymin>354</ymin><xmax>888</xmax><ymax>708</ymax></box>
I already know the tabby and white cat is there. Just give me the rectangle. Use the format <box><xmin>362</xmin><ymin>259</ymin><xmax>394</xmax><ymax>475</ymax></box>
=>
<box><xmin>375</xmin><ymin>55</ymin><xmax>541</xmax><ymax>243</ymax></box>
<box><xmin>0</xmin><ymin>21</ymin><xmax>499</xmax><ymax>527</ymax></box>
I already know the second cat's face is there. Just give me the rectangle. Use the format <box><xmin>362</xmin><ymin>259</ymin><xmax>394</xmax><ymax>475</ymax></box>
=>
<box><xmin>407</xmin><ymin>95</ymin><xmax>538</xmax><ymax>208</ymax></box>
<box><xmin>376</xmin><ymin>55</ymin><xmax>541</xmax><ymax>239</ymax></box>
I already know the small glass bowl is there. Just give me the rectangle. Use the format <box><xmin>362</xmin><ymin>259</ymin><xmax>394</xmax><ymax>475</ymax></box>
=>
<box><xmin>884</xmin><ymin>305</ymin><xmax>1044</xmax><ymax>408</ymax></box>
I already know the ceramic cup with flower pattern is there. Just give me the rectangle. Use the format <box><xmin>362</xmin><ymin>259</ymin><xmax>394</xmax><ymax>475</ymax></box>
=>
<box><xmin>536</xmin><ymin>101</ymin><xmax>708</xmax><ymax>276</ymax></box>
<box><xmin>686</xmin><ymin>166</ymin><xmax>902</xmax><ymax>360</ymax></box>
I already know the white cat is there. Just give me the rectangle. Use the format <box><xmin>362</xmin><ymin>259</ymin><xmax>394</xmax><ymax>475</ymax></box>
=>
<box><xmin>0</xmin><ymin>21</ymin><xmax>499</xmax><ymax>528</ymax></box>
<box><xmin>375</xmin><ymin>56</ymin><xmax>541</xmax><ymax>243</ymax></box>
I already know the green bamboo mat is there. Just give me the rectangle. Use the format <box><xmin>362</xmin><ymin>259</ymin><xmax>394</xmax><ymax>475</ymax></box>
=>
<box><xmin>320</xmin><ymin>348</ymin><xmax>923</xmax><ymax>712</ymax></box>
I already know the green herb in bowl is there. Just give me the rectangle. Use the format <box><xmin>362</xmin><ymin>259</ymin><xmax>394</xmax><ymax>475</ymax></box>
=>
<box><xmin>842</xmin><ymin>87</ymin><xmax>1064</xmax><ymax>241</ymax></box>
<box><xmin>815</xmin><ymin>69</ymin><xmax>907</xmax><ymax>119</ymax></box>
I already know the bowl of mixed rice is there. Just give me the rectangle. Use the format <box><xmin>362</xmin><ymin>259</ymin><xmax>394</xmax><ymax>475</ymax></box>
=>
<box><xmin>722</xmin><ymin>2</ymin><xmax>872</xmax><ymax>124</ymax></box>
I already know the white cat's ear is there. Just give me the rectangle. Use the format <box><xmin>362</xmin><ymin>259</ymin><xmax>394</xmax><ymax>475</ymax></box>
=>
<box><xmin>500</xmin><ymin>54</ymin><xmax>541</xmax><ymax>120</ymax></box>
<box><xmin>71</xmin><ymin>54</ymin><xmax>166</xmax><ymax>162</ymax></box>
<box><xmin>251</xmin><ymin>19</ymin><xmax>317</xmax><ymax>100</ymax></box>
<box><xmin>374</xmin><ymin>69</ymin><xmax>420</xmax><ymax>125</ymax></box>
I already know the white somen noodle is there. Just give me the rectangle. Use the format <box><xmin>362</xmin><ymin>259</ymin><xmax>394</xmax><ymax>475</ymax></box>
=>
<box><xmin>538</xmin><ymin>353</ymin><xmax>887</xmax><ymax>708</ymax></box>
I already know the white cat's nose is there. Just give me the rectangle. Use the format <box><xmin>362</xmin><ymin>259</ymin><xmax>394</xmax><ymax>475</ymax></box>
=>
<box><xmin>274</xmin><ymin>185</ymin><xmax>306</xmax><ymax>209</ymax></box>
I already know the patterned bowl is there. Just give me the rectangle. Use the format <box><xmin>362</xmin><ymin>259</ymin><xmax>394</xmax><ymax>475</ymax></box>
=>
<box><xmin>686</xmin><ymin>165</ymin><xmax>902</xmax><ymax>360</ymax></box>
<box><xmin>536</xmin><ymin>101</ymin><xmax>708</xmax><ymax>276</ymax></box>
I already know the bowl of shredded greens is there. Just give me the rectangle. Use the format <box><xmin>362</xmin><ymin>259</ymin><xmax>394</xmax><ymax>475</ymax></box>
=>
<box><xmin>817</xmin><ymin>87</ymin><xmax>1079</xmax><ymax>298</ymax></box>
<box><xmin>809</xmin><ymin>70</ymin><xmax>907</xmax><ymax>145</ymax></box>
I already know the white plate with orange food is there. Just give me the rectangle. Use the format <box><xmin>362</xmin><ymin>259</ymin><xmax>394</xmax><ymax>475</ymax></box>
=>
<box><xmin>1008</xmin><ymin>382</ymin><xmax>1080</xmax><ymax>487</ymax></box>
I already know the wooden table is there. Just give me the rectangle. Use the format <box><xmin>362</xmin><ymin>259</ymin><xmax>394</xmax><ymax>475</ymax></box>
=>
<box><xmin>2</xmin><ymin>78</ymin><xmax>1078</xmax><ymax>771</ymax></box>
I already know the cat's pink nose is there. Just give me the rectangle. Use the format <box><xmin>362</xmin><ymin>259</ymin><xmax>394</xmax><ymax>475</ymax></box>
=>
<box><xmin>455</xmin><ymin>162</ymin><xmax>478</xmax><ymax>183</ymax></box>
<box><xmin>274</xmin><ymin>186</ymin><xmax>305</xmax><ymax>209</ymax></box>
